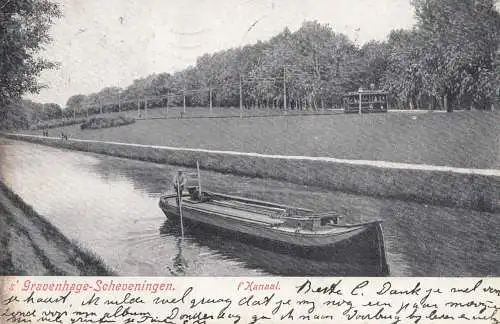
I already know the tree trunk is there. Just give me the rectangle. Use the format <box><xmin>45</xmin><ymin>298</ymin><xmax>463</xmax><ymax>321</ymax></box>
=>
<box><xmin>445</xmin><ymin>93</ymin><xmax>452</xmax><ymax>112</ymax></box>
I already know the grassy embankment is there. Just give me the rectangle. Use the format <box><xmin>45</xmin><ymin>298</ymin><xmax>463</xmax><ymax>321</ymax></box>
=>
<box><xmin>42</xmin><ymin>109</ymin><xmax>499</xmax><ymax>169</ymax></box>
<box><xmin>7</xmin><ymin>110</ymin><xmax>499</xmax><ymax>213</ymax></box>
<box><xmin>0</xmin><ymin>181</ymin><xmax>115</xmax><ymax>276</ymax></box>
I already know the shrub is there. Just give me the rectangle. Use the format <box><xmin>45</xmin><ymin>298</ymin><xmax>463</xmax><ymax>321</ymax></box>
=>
<box><xmin>30</xmin><ymin>118</ymin><xmax>86</xmax><ymax>130</ymax></box>
<box><xmin>80</xmin><ymin>115</ymin><xmax>135</xmax><ymax>130</ymax></box>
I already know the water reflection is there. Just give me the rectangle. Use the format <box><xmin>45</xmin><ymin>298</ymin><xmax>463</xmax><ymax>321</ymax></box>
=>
<box><xmin>160</xmin><ymin>219</ymin><xmax>383</xmax><ymax>277</ymax></box>
<box><xmin>164</xmin><ymin>237</ymin><xmax>187</xmax><ymax>276</ymax></box>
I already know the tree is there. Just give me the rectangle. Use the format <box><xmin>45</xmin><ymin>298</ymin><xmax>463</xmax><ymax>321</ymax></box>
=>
<box><xmin>411</xmin><ymin>0</ymin><xmax>500</xmax><ymax>111</ymax></box>
<box><xmin>97</xmin><ymin>87</ymin><xmax>122</xmax><ymax>112</ymax></box>
<box><xmin>0</xmin><ymin>0</ymin><xmax>61</xmax><ymax>106</ymax></box>
<box><xmin>358</xmin><ymin>41</ymin><xmax>390</xmax><ymax>90</ymax></box>
<box><xmin>66</xmin><ymin>94</ymin><xmax>86</xmax><ymax>117</ymax></box>
<box><xmin>42</xmin><ymin>103</ymin><xmax>62</xmax><ymax>119</ymax></box>
<box><xmin>0</xmin><ymin>102</ymin><xmax>29</xmax><ymax>129</ymax></box>
<box><xmin>22</xmin><ymin>99</ymin><xmax>61</xmax><ymax>121</ymax></box>
<box><xmin>384</xmin><ymin>29</ymin><xmax>425</xmax><ymax>109</ymax></box>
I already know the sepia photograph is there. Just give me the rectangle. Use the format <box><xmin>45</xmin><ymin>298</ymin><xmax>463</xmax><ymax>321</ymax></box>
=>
<box><xmin>0</xmin><ymin>0</ymin><xmax>499</xmax><ymax>279</ymax></box>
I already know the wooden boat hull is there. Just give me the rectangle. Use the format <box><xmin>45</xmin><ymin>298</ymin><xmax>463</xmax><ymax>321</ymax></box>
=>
<box><xmin>159</xmin><ymin>195</ymin><xmax>389</xmax><ymax>275</ymax></box>
<box><xmin>160</xmin><ymin>219</ymin><xmax>387</xmax><ymax>276</ymax></box>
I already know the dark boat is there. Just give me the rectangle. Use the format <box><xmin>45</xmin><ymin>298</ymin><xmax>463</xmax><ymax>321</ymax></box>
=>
<box><xmin>159</xmin><ymin>186</ymin><xmax>389</xmax><ymax>275</ymax></box>
<box><xmin>160</xmin><ymin>219</ymin><xmax>387</xmax><ymax>276</ymax></box>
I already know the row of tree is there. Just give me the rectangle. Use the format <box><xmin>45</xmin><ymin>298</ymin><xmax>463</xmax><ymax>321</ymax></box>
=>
<box><xmin>386</xmin><ymin>0</ymin><xmax>500</xmax><ymax>111</ymax></box>
<box><xmin>0</xmin><ymin>0</ymin><xmax>62</xmax><ymax>129</ymax></box>
<box><xmin>63</xmin><ymin>0</ymin><xmax>500</xmax><ymax>117</ymax></box>
<box><xmin>0</xmin><ymin>100</ymin><xmax>63</xmax><ymax>129</ymax></box>
<box><xmin>1</xmin><ymin>0</ymin><xmax>500</xmax><ymax>129</ymax></box>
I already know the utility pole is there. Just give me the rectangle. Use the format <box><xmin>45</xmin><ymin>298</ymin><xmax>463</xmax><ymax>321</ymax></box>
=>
<box><xmin>144</xmin><ymin>97</ymin><xmax>148</xmax><ymax>119</ymax></box>
<box><xmin>183</xmin><ymin>90</ymin><xmax>186</xmax><ymax>114</ymax></box>
<box><xmin>209</xmin><ymin>84</ymin><xmax>213</xmax><ymax>113</ymax></box>
<box><xmin>283</xmin><ymin>66</ymin><xmax>287</xmax><ymax>113</ymax></box>
<box><xmin>118</xmin><ymin>93</ymin><xmax>121</xmax><ymax>112</ymax></box>
<box><xmin>239</xmin><ymin>75</ymin><xmax>243</xmax><ymax>118</ymax></box>
<box><xmin>137</xmin><ymin>99</ymin><xmax>140</xmax><ymax>117</ymax></box>
<box><xmin>166</xmin><ymin>94</ymin><xmax>169</xmax><ymax>117</ymax></box>
<box><xmin>358</xmin><ymin>88</ymin><xmax>362</xmax><ymax>115</ymax></box>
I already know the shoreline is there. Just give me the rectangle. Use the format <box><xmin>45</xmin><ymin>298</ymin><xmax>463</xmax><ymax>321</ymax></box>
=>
<box><xmin>0</xmin><ymin>181</ymin><xmax>115</xmax><ymax>276</ymax></box>
<box><xmin>2</xmin><ymin>133</ymin><xmax>499</xmax><ymax>213</ymax></box>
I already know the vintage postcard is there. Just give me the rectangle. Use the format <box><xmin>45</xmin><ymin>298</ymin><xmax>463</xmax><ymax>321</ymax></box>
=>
<box><xmin>0</xmin><ymin>0</ymin><xmax>499</xmax><ymax>323</ymax></box>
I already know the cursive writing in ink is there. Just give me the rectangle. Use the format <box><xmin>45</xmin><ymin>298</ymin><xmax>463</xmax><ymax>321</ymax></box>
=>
<box><xmin>296</xmin><ymin>279</ymin><xmax>342</xmax><ymax>295</ymax></box>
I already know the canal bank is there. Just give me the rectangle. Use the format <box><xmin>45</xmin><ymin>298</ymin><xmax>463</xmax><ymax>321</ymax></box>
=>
<box><xmin>1</xmin><ymin>139</ymin><xmax>498</xmax><ymax>276</ymax></box>
<box><xmin>3</xmin><ymin>133</ymin><xmax>499</xmax><ymax>213</ymax></box>
<box><xmin>0</xmin><ymin>181</ymin><xmax>114</xmax><ymax>276</ymax></box>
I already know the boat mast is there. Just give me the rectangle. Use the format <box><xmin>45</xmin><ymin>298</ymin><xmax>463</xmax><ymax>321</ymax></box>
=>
<box><xmin>197</xmin><ymin>160</ymin><xmax>202</xmax><ymax>198</ymax></box>
<box><xmin>177</xmin><ymin>184</ymin><xmax>184</xmax><ymax>238</ymax></box>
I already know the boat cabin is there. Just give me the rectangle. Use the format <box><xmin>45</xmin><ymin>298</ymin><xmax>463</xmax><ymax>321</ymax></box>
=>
<box><xmin>283</xmin><ymin>214</ymin><xmax>339</xmax><ymax>231</ymax></box>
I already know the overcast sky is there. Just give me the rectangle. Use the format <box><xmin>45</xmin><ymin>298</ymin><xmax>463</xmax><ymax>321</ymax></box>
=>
<box><xmin>26</xmin><ymin>0</ymin><xmax>418</xmax><ymax>106</ymax></box>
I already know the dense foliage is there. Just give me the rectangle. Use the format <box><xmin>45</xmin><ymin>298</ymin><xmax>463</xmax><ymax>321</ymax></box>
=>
<box><xmin>389</xmin><ymin>0</ymin><xmax>500</xmax><ymax>111</ymax></box>
<box><xmin>30</xmin><ymin>117</ymin><xmax>85</xmax><ymax>131</ymax></box>
<box><xmin>2</xmin><ymin>0</ymin><xmax>500</xmax><ymax>130</ymax></box>
<box><xmin>1</xmin><ymin>99</ymin><xmax>62</xmax><ymax>130</ymax></box>
<box><xmin>0</xmin><ymin>0</ymin><xmax>61</xmax><ymax>105</ymax></box>
<box><xmin>0</xmin><ymin>0</ymin><xmax>61</xmax><ymax>129</ymax></box>
<box><xmin>66</xmin><ymin>1</ymin><xmax>499</xmax><ymax>115</ymax></box>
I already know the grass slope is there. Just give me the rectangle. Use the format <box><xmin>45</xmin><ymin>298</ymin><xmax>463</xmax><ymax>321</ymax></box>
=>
<box><xmin>41</xmin><ymin>110</ymin><xmax>500</xmax><ymax>169</ymax></box>
<box><xmin>0</xmin><ymin>181</ymin><xmax>115</xmax><ymax>276</ymax></box>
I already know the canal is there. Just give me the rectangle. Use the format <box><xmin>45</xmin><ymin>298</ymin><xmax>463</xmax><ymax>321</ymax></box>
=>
<box><xmin>0</xmin><ymin>139</ymin><xmax>498</xmax><ymax>276</ymax></box>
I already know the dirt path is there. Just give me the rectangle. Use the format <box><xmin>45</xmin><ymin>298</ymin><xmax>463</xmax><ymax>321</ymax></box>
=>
<box><xmin>0</xmin><ymin>181</ymin><xmax>114</xmax><ymax>276</ymax></box>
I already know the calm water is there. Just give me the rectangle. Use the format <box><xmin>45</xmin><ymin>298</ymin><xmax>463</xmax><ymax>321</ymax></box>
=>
<box><xmin>0</xmin><ymin>139</ymin><xmax>498</xmax><ymax>276</ymax></box>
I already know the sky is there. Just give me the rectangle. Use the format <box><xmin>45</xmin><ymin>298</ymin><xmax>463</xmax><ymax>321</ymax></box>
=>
<box><xmin>26</xmin><ymin>0</ymin><xmax>417</xmax><ymax>107</ymax></box>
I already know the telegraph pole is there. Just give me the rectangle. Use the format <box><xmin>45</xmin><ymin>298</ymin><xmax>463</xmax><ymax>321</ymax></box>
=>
<box><xmin>358</xmin><ymin>88</ymin><xmax>362</xmax><ymax>115</ymax></box>
<box><xmin>183</xmin><ymin>90</ymin><xmax>186</xmax><ymax>114</ymax></box>
<box><xmin>239</xmin><ymin>75</ymin><xmax>243</xmax><ymax>118</ymax></box>
<box><xmin>209</xmin><ymin>84</ymin><xmax>213</xmax><ymax>113</ymax></box>
<box><xmin>166</xmin><ymin>94</ymin><xmax>169</xmax><ymax>117</ymax></box>
<box><xmin>283</xmin><ymin>66</ymin><xmax>287</xmax><ymax>113</ymax></box>
<box><xmin>137</xmin><ymin>99</ymin><xmax>140</xmax><ymax>117</ymax></box>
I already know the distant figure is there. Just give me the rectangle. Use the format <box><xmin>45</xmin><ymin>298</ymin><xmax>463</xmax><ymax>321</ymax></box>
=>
<box><xmin>172</xmin><ymin>170</ymin><xmax>187</xmax><ymax>204</ymax></box>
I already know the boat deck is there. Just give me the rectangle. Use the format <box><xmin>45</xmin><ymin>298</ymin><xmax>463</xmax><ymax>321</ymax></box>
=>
<box><xmin>163</xmin><ymin>195</ymin><xmax>378</xmax><ymax>236</ymax></box>
<box><xmin>184</xmin><ymin>198</ymin><xmax>285</xmax><ymax>226</ymax></box>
